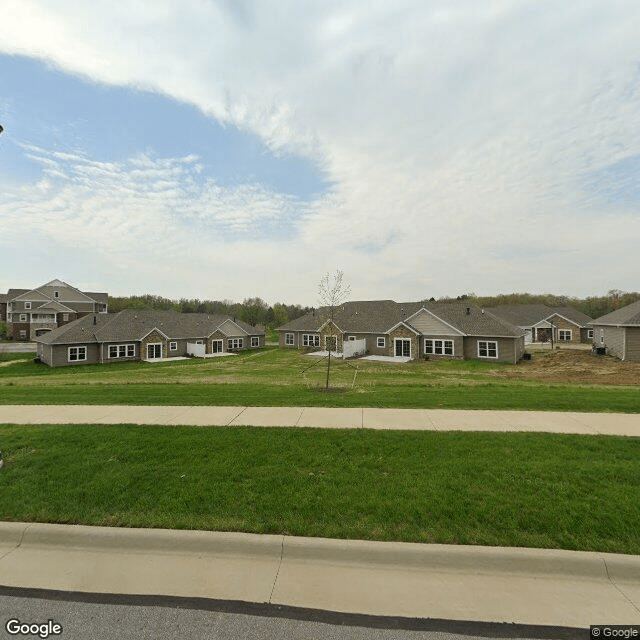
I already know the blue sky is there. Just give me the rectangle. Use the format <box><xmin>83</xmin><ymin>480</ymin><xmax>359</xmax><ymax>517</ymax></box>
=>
<box><xmin>1</xmin><ymin>1</ymin><xmax>639</xmax><ymax>305</ymax></box>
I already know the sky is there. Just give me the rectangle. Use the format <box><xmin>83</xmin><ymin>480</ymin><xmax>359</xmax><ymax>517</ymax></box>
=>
<box><xmin>1</xmin><ymin>1</ymin><xmax>639</xmax><ymax>306</ymax></box>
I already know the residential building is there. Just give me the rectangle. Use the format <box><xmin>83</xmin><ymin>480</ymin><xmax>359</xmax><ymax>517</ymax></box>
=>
<box><xmin>277</xmin><ymin>300</ymin><xmax>525</xmax><ymax>363</ymax></box>
<box><xmin>485</xmin><ymin>304</ymin><xmax>593</xmax><ymax>344</ymax></box>
<box><xmin>5</xmin><ymin>279</ymin><xmax>108</xmax><ymax>341</ymax></box>
<box><xmin>591</xmin><ymin>300</ymin><xmax>640</xmax><ymax>362</ymax></box>
<box><xmin>35</xmin><ymin>309</ymin><xmax>264</xmax><ymax>367</ymax></box>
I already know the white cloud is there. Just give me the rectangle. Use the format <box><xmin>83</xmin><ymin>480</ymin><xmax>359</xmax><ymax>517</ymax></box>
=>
<box><xmin>1</xmin><ymin>1</ymin><xmax>640</xmax><ymax>302</ymax></box>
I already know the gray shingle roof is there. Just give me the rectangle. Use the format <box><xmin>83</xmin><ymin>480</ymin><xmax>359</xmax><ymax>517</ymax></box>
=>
<box><xmin>592</xmin><ymin>300</ymin><xmax>640</xmax><ymax>326</ymax></box>
<box><xmin>36</xmin><ymin>310</ymin><xmax>264</xmax><ymax>345</ymax></box>
<box><xmin>277</xmin><ymin>300</ymin><xmax>523</xmax><ymax>337</ymax></box>
<box><xmin>548</xmin><ymin>306</ymin><xmax>593</xmax><ymax>326</ymax></box>
<box><xmin>484</xmin><ymin>304</ymin><xmax>553</xmax><ymax>326</ymax></box>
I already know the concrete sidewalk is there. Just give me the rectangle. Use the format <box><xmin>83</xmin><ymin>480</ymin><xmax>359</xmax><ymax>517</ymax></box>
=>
<box><xmin>0</xmin><ymin>405</ymin><xmax>639</xmax><ymax>435</ymax></box>
<box><xmin>0</xmin><ymin>522</ymin><xmax>638</xmax><ymax>628</ymax></box>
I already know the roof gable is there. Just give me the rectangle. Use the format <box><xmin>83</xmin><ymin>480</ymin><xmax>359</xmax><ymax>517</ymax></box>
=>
<box><xmin>405</xmin><ymin>308</ymin><xmax>465</xmax><ymax>336</ymax></box>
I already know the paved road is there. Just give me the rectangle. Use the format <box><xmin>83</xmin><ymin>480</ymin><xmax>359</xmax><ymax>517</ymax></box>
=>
<box><xmin>1</xmin><ymin>405</ymin><xmax>639</xmax><ymax>436</ymax></box>
<box><xmin>0</xmin><ymin>588</ymin><xmax>582</xmax><ymax>640</ymax></box>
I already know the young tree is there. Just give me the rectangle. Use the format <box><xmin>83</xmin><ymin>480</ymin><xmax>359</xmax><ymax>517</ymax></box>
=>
<box><xmin>318</xmin><ymin>270</ymin><xmax>350</xmax><ymax>390</ymax></box>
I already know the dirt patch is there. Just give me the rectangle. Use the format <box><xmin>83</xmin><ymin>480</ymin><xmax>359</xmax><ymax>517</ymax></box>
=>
<box><xmin>491</xmin><ymin>349</ymin><xmax>640</xmax><ymax>385</ymax></box>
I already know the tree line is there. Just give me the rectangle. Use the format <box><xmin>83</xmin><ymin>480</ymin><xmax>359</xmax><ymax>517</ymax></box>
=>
<box><xmin>107</xmin><ymin>295</ymin><xmax>311</xmax><ymax>328</ymax></box>
<box><xmin>437</xmin><ymin>290</ymin><xmax>640</xmax><ymax>319</ymax></box>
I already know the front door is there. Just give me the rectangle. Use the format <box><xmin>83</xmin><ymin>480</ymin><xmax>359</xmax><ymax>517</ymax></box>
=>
<box><xmin>147</xmin><ymin>343</ymin><xmax>163</xmax><ymax>360</ymax></box>
<box><xmin>395</xmin><ymin>338</ymin><xmax>411</xmax><ymax>357</ymax></box>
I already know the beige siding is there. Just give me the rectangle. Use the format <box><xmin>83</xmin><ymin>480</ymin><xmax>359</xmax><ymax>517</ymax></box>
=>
<box><xmin>624</xmin><ymin>327</ymin><xmax>640</xmax><ymax>362</ymax></box>
<box><xmin>51</xmin><ymin>344</ymin><xmax>100</xmax><ymax>366</ymax></box>
<box><xmin>218</xmin><ymin>320</ymin><xmax>245</xmax><ymax>337</ymax></box>
<box><xmin>596</xmin><ymin>325</ymin><xmax>625</xmax><ymax>360</ymax></box>
<box><xmin>408</xmin><ymin>310</ymin><xmax>462</xmax><ymax>336</ymax></box>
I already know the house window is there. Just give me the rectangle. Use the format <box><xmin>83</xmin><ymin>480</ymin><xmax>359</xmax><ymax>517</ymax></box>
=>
<box><xmin>558</xmin><ymin>330</ymin><xmax>572</xmax><ymax>341</ymax></box>
<box><xmin>377</xmin><ymin>337</ymin><xmax>385</xmax><ymax>348</ymax></box>
<box><xmin>109</xmin><ymin>344</ymin><xmax>135</xmax><ymax>358</ymax></box>
<box><xmin>600</xmin><ymin>329</ymin><xmax>604</xmax><ymax>345</ymax></box>
<box><xmin>54</xmin><ymin>291</ymin><xmax>59</xmax><ymax>298</ymax></box>
<box><xmin>587</xmin><ymin>329</ymin><xmax>594</xmax><ymax>339</ymax></box>
<box><xmin>425</xmin><ymin>339</ymin><xmax>454</xmax><ymax>355</ymax></box>
<box><xmin>147</xmin><ymin>343</ymin><xmax>162</xmax><ymax>359</ymax></box>
<box><xmin>68</xmin><ymin>346</ymin><xmax>87</xmax><ymax>362</ymax></box>
<box><xmin>195</xmin><ymin>340</ymin><xmax>203</xmax><ymax>345</ymax></box>
<box><xmin>211</xmin><ymin>339</ymin><xmax>223</xmax><ymax>353</ymax></box>
<box><xmin>348</xmin><ymin>336</ymin><xmax>356</xmax><ymax>341</ymax></box>
<box><xmin>251</xmin><ymin>336</ymin><xmax>260</xmax><ymax>347</ymax></box>
<box><xmin>478</xmin><ymin>341</ymin><xmax>498</xmax><ymax>358</ymax></box>
<box><xmin>19</xmin><ymin>330</ymin><xmax>27</xmax><ymax>339</ymax></box>
<box><xmin>302</xmin><ymin>334</ymin><xmax>320</xmax><ymax>347</ymax></box>
<box><xmin>20</xmin><ymin>314</ymin><xmax>27</xmax><ymax>322</ymax></box>
<box><xmin>25</xmin><ymin>302</ymin><xmax>31</xmax><ymax>309</ymax></box>
<box><xmin>62</xmin><ymin>314</ymin><xmax>69</xmax><ymax>321</ymax></box>
<box><xmin>285</xmin><ymin>333</ymin><xmax>294</xmax><ymax>346</ymax></box>
<box><xmin>228</xmin><ymin>338</ymin><xmax>243</xmax><ymax>350</ymax></box>
<box><xmin>169</xmin><ymin>341</ymin><xmax>177</xmax><ymax>351</ymax></box>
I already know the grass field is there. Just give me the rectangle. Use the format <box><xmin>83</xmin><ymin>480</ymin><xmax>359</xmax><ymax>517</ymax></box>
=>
<box><xmin>1</xmin><ymin>348</ymin><xmax>639</xmax><ymax>412</ymax></box>
<box><xmin>1</xmin><ymin>424</ymin><xmax>638</xmax><ymax>554</ymax></box>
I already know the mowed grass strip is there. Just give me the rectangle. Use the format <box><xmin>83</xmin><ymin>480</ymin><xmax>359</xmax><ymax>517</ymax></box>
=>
<box><xmin>1</xmin><ymin>350</ymin><xmax>639</xmax><ymax>412</ymax></box>
<box><xmin>1</xmin><ymin>424</ymin><xmax>638</xmax><ymax>554</ymax></box>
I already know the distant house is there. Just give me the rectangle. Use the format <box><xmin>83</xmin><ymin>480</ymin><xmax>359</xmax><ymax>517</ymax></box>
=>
<box><xmin>485</xmin><ymin>304</ymin><xmax>593</xmax><ymax>344</ymax></box>
<box><xmin>4</xmin><ymin>279</ymin><xmax>108</xmax><ymax>341</ymax></box>
<box><xmin>277</xmin><ymin>300</ymin><xmax>525</xmax><ymax>363</ymax></box>
<box><xmin>591</xmin><ymin>300</ymin><xmax>640</xmax><ymax>362</ymax></box>
<box><xmin>35</xmin><ymin>309</ymin><xmax>265</xmax><ymax>367</ymax></box>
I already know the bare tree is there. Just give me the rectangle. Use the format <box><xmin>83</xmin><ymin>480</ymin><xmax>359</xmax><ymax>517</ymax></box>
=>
<box><xmin>318</xmin><ymin>270</ymin><xmax>350</xmax><ymax>390</ymax></box>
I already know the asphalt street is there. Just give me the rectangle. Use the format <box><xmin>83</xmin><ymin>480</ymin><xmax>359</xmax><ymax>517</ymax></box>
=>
<box><xmin>0</xmin><ymin>588</ymin><xmax>584</xmax><ymax>640</ymax></box>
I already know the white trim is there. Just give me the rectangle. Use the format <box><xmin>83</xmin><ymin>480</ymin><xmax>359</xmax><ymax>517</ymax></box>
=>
<box><xmin>217</xmin><ymin>319</ymin><xmax>249</xmax><ymax>336</ymax></box>
<box><xmin>302</xmin><ymin>333</ymin><xmax>320</xmax><ymax>347</ymax></box>
<box><xmin>19</xmin><ymin>314</ymin><xmax>27</xmax><ymax>322</ymax></box>
<box><xmin>318</xmin><ymin>319</ymin><xmax>344</xmax><ymax>333</ymax></box>
<box><xmin>477</xmin><ymin>340</ymin><xmax>498</xmax><ymax>359</ymax></box>
<box><xmin>540</xmin><ymin>313</ymin><xmax>583</xmax><ymax>328</ymax></box>
<box><xmin>393</xmin><ymin>337</ymin><xmax>411</xmax><ymax>358</ymax></box>
<box><xmin>558</xmin><ymin>329</ymin><xmax>572</xmax><ymax>341</ymax></box>
<box><xmin>169</xmin><ymin>341</ymin><xmax>178</xmax><ymax>351</ymax></box>
<box><xmin>587</xmin><ymin>329</ymin><xmax>594</xmax><ymax>339</ymax></box>
<box><xmin>285</xmin><ymin>332</ymin><xmax>295</xmax><ymax>346</ymax></box>
<box><xmin>387</xmin><ymin>321</ymin><xmax>421</xmax><ymax>335</ymax></box>
<box><xmin>68</xmin><ymin>345</ymin><xmax>87</xmax><ymax>362</ymax></box>
<box><xmin>377</xmin><ymin>336</ymin><xmax>386</xmax><ymax>348</ymax></box>
<box><xmin>140</xmin><ymin>327</ymin><xmax>170</xmax><ymax>341</ymax></box>
<box><xmin>211</xmin><ymin>339</ymin><xmax>224</xmax><ymax>353</ymax></box>
<box><xmin>403</xmin><ymin>308</ymin><xmax>466</xmax><ymax>336</ymax></box>
<box><xmin>146</xmin><ymin>342</ymin><xmax>163</xmax><ymax>360</ymax></box>
<box><xmin>227</xmin><ymin>337</ymin><xmax>243</xmax><ymax>350</ymax></box>
<box><xmin>424</xmin><ymin>338</ymin><xmax>454</xmax><ymax>356</ymax></box>
<box><xmin>108</xmin><ymin>344</ymin><xmax>136</xmax><ymax>359</ymax></box>
<box><xmin>25</xmin><ymin>302</ymin><xmax>31</xmax><ymax>309</ymax></box>
<box><xmin>251</xmin><ymin>336</ymin><xmax>260</xmax><ymax>347</ymax></box>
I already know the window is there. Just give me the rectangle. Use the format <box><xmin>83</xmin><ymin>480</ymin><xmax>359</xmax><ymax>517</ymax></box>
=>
<box><xmin>302</xmin><ymin>334</ymin><xmax>320</xmax><ymax>347</ymax></box>
<box><xmin>251</xmin><ymin>336</ymin><xmax>260</xmax><ymax>347</ymax></box>
<box><xmin>600</xmin><ymin>328</ymin><xmax>604</xmax><ymax>345</ymax></box>
<box><xmin>478</xmin><ymin>341</ymin><xmax>498</xmax><ymax>358</ymax></box>
<box><xmin>68</xmin><ymin>346</ymin><xmax>87</xmax><ymax>362</ymax></box>
<box><xmin>169</xmin><ymin>341</ymin><xmax>177</xmax><ymax>351</ymax></box>
<box><xmin>20</xmin><ymin>314</ymin><xmax>27</xmax><ymax>322</ymax></box>
<box><xmin>377</xmin><ymin>337</ymin><xmax>386</xmax><ymax>348</ymax></box>
<box><xmin>348</xmin><ymin>336</ymin><xmax>356</xmax><ymax>341</ymax></box>
<box><xmin>285</xmin><ymin>333</ymin><xmax>294</xmax><ymax>346</ymax></box>
<box><xmin>558</xmin><ymin>330</ymin><xmax>572</xmax><ymax>341</ymax></box>
<box><xmin>147</xmin><ymin>343</ymin><xmax>162</xmax><ymax>359</ymax></box>
<box><xmin>228</xmin><ymin>338</ymin><xmax>243</xmax><ymax>350</ymax></box>
<box><xmin>587</xmin><ymin>329</ymin><xmax>594</xmax><ymax>339</ymax></box>
<box><xmin>25</xmin><ymin>302</ymin><xmax>31</xmax><ymax>309</ymax></box>
<box><xmin>195</xmin><ymin>340</ymin><xmax>203</xmax><ymax>345</ymax></box>
<box><xmin>54</xmin><ymin>291</ymin><xmax>59</xmax><ymax>298</ymax></box>
<box><xmin>109</xmin><ymin>344</ymin><xmax>135</xmax><ymax>358</ymax></box>
<box><xmin>211</xmin><ymin>339</ymin><xmax>223</xmax><ymax>353</ymax></box>
<box><xmin>425</xmin><ymin>339</ymin><xmax>454</xmax><ymax>355</ymax></box>
<box><xmin>19</xmin><ymin>330</ymin><xmax>27</xmax><ymax>339</ymax></box>
<box><xmin>62</xmin><ymin>314</ymin><xmax>69</xmax><ymax>321</ymax></box>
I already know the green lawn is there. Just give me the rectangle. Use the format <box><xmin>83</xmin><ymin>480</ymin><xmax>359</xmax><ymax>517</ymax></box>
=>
<box><xmin>1</xmin><ymin>349</ymin><xmax>639</xmax><ymax>412</ymax></box>
<box><xmin>1</xmin><ymin>424</ymin><xmax>638</xmax><ymax>554</ymax></box>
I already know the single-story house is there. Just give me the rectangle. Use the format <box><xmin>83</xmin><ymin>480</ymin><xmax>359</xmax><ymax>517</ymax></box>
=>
<box><xmin>591</xmin><ymin>300</ymin><xmax>640</xmax><ymax>362</ymax></box>
<box><xmin>35</xmin><ymin>309</ymin><xmax>264</xmax><ymax>367</ymax></box>
<box><xmin>277</xmin><ymin>300</ymin><xmax>525</xmax><ymax>363</ymax></box>
<box><xmin>485</xmin><ymin>304</ymin><xmax>593</xmax><ymax>344</ymax></box>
